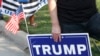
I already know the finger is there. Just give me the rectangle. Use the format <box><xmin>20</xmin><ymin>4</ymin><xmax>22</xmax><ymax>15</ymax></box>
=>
<box><xmin>53</xmin><ymin>34</ymin><xmax>58</xmax><ymax>42</ymax></box>
<box><xmin>59</xmin><ymin>35</ymin><xmax>61</xmax><ymax>42</ymax></box>
<box><xmin>52</xmin><ymin>33</ymin><xmax>59</xmax><ymax>42</ymax></box>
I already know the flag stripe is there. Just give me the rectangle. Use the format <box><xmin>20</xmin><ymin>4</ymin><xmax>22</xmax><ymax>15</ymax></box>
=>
<box><xmin>3</xmin><ymin>0</ymin><xmax>19</xmax><ymax>11</ymax></box>
<box><xmin>2</xmin><ymin>0</ymin><xmax>47</xmax><ymax>17</ymax></box>
<box><xmin>3</xmin><ymin>5</ymin><xmax>16</xmax><ymax>12</ymax></box>
<box><xmin>3</xmin><ymin>0</ymin><xmax>19</xmax><ymax>7</ymax></box>
<box><xmin>5</xmin><ymin>15</ymin><xmax>16</xmax><ymax>30</ymax></box>
<box><xmin>18</xmin><ymin>12</ymin><xmax>24</xmax><ymax>20</ymax></box>
<box><xmin>22</xmin><ymin>1</ymin><xmax>39</xmax><ymax>17</ymax></box>
<box><xmin>0</xmin><ymin>0</ymin><xmax>2</xmax><ymax>6</ymax></box>
<box><xmin>5</xmin><ymin>13</ymin><xmax>20</xmax><ymax>34</ymax></box>
<box><xmin>23</xmin><ymin>1</ymin><xmax>39</xmax><ymax>9</ymax></box>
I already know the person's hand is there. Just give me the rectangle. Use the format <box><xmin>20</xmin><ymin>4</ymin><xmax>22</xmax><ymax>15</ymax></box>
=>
<box><xmin>52</xmin><ymin>25</ymin><xmax>61</xmax><ymax>42</ymax></box>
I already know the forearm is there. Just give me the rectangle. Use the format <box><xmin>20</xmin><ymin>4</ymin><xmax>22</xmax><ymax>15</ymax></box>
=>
<box><xmin>48</xmin><ymin>0</ymin><xmax>59</xmax><ymax>26</ymax></box>
<box><xmin>48</xmin><ymin>0</ymin><xmax>61</xmax><ymax>42</ymax></box>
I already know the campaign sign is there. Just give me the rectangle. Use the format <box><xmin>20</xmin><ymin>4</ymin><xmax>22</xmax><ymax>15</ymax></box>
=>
<box><xmin>27</xmin><ymin>33</ymin><xmax>92</xmax><ymax>56</ymax></box>
<box><xmin>17</xmin><ymin>0</ymin><xmax>29</xmax><ymax>3</ymax></box>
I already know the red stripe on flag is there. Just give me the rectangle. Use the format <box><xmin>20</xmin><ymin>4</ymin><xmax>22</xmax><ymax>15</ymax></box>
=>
<box><xmin>18</xmin><ymin>12</ymin><xmax>24</xmax><ymax>20</ymax></box>
<box><xmin>0</xmin><ymin>0</ymin><xmax>2</xmax><ymax>7</ymax></box>
<box><xmin>5</xmin><ymin>14</ymin><xmax>19</xmax><ymax>34</ymax></box>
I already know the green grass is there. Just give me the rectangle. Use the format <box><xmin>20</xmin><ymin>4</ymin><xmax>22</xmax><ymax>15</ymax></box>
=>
<box><xmin>4</xmin><ymin>0</ymin><xmax>100</xmax><ymax>56</ymax></box>
<box><xmin>96</xmin><ymin>0</ymin><xmax>100</xmax><ymax>12</ymax></box>
<box><xmin>20</xmin><ymin>5</ymin><xmax>51</xmax><ymax>34</ymax></box>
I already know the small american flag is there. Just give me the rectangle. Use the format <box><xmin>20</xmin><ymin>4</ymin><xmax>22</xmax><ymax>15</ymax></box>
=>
<box><xmin>5</xmin><ymin>5</ymin><xmax>24</xmax><ymax>34</ymax></box>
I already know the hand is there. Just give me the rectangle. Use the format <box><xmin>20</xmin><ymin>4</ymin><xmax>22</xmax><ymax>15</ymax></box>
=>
<box><xmin>52</xmin><ymin>25</ymin><xmax>61</xmax><ymax>42</ymax></box>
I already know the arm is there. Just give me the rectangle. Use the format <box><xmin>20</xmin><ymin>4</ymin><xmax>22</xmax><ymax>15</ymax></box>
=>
<box><xmin>48</xmin><ymin>0</ymin><xmax>61</xmax><ymax>42</ymax></box>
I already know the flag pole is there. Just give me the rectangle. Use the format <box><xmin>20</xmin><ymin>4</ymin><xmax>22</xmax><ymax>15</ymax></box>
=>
<box><xmin>21</xmin><ymin>3</ymin><xmax>29</xmax><ymax>34</ymax></box>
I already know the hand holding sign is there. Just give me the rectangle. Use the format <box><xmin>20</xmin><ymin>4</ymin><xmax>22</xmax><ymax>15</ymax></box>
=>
<box><xmin>52</xmin><ymin>24</ymin><xmax>61</xmax><ymax>42</ymax></box>
<box><xmin>52</xmin><ymin>33</ymin><xmax>61</xmax><ymax>42</ymax></box>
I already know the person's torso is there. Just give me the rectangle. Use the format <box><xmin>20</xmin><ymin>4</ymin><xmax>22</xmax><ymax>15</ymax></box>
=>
<box><xmin>57</xmin><ymin>0</ymin><xmax>97</xmax><ymax>23</ymax></box>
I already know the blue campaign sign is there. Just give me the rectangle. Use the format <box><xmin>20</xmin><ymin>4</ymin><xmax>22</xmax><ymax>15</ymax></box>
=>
<box><xmin>17</xmin><ymin>0</ymin><xmax>29</xmax><ymax>3</ymax></box>
<box><xmin>27</xmin><ymin>33</ymin><xmax>92</xmax><ymax>56</ymax></box>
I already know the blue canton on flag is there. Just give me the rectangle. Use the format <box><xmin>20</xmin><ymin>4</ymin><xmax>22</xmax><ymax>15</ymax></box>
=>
<box><xmin>16</xmin><ymin>5</ymin><xmax>24</xmax><ymax>21</ymax></box>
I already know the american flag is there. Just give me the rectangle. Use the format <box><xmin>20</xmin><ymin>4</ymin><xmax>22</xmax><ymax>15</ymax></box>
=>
<box><xmin>1</xmin><ymin>0</ymin><xmax>47</xmax><ymax>17</ymax></box>
<box><xmin>5</xmin><ymin>5</ymin><xmax>24</xmax><ymax>34</ymax></box>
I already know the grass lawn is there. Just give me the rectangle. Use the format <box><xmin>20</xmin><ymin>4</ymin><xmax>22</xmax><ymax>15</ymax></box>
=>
<box><xmin>4</xmin><ymin>0</ymin><xmax>100</xmax><ymax>56</ymax></box>
<box><xmin>20</xmin><ymin>6</ymin><xmax>51</xmax><ymax>34</ymax></box>
<box><xmin>96</xmin><ymin>0</ymin><xmax>100</xmax><ymax>12</ymax></box>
